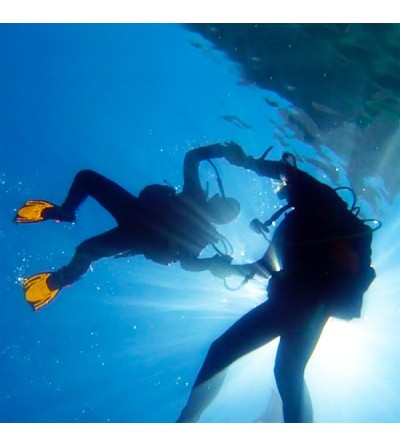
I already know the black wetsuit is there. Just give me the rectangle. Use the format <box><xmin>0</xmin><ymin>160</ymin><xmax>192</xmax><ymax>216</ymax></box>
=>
<box><xmin>177</xmin><ymin>157</ymin><xmax>375</xmax><ymax>423</ymax></box>
<box><xmin>48</xmin><ymin>144</ymin><xmax>229</xmax><ymax>290</ymax></box>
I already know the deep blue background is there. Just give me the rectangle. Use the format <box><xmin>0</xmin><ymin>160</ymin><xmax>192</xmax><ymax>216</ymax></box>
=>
<box><xmin>1</xmin><ymin>24</ymin><xmax>399</xmax><ymax>423</ymax></box>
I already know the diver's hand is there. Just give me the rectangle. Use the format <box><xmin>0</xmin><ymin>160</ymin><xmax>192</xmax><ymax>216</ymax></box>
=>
<box><xmin>222</xmin><ymin>141</ymin><xmax>248</xmax><ymax>167</ymax></box>
<box><xmin>209</xmin><ymin>254</ymin><xmax>235</xmax><ymax>279</ymax></box>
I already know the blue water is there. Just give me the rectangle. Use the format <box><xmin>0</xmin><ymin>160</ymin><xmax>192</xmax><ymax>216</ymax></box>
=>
<box><xmin>1</xmin><ymin>24</ymin><xmax>399</xmax><ymax>425</ymax></box>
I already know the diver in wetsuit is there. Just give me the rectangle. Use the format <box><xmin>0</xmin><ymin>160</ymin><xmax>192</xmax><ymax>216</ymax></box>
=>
<box><xmin>177</xmin><ymin>143</ymin><xmax>376</xmax><ymax>423</ymax></box>
<box><xmin>15</xmin><ymin>143</ymin><xmax>241</xmax><ymax>311</ymax></box>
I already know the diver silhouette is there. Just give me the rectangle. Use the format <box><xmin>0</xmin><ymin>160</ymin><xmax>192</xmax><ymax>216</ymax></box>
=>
<box><xmin>177</xmin><ymin>143</ymin><xmax>376</xmax><ymax>423</ymax></box>
<box><xmin>15</xmin><ymin>143</ymin><xmax>241</xmax><ymax>311</ymax></box>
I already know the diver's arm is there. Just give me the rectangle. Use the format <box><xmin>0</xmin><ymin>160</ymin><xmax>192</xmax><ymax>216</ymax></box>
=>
<box><xmin>227</xmin><ymin>257</ymin><xmax>274</xmax><ymax>280</ymax></box>
<box><xmin>222</xmin><ymin>142</ymin><xmax>291</xmax><ymax>181</ymax></box>
<box><xmin>180</xmin><ymin>254</ymin><xmax>243</xmax><ymax>277</ymax></box>
<box><xmin>231</xmin><ymin>154</ymin><xmax>290</xmax><ymax>181</ymax></box>
<box><xmin>182</xmin><ymin>143</ymin><xmax>236</xmax><ymax>198</ymax></box>
<box><xmin>179</xmin><ymin>255</ymin><xmax>227</xmax><ymax>273</ymax></box>
<box><xmin>180</xmin><ymin>253</ymin><xmax>272</xmax><ymax>280</ymax></box>
<box><xmin>241</xmin><ymin>259</ymin><xmax>273</xmax><ymax>279</ymax></box>
<box><xmin>242</xmin><ymin>157</ymin><xmax>289</xmax><ymax>181</ymax></box>
<box><xmin>226</xmin><ymin>243</ymin><xmax>278</xmax><ymax>280</ymax></box>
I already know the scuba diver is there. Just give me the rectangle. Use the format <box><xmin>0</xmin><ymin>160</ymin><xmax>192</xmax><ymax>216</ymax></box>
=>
<box><xmin>15</xmin><ymin>143</ymin><xmax>241</xmax><ymax>311</ymax></box>
<box><xmin>177</xmin><ymin>143</ymin><xmax>377</xmax><ymax>423</ymax></box>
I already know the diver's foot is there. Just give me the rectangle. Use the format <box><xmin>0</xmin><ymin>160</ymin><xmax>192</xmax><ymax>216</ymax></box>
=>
<box><xmin>23</xmin><ymin>272</ymin><xmax>61</xmax><ymax>311</ymax></box>
<box><xmin>14</xmin><ymin>199</ymin><xmax>75</xmax><ymax>223</ymax></box>
<box><xmin>42</xmin><ymin>205</ymin><xmax>75</xmax><ymax>223</ymax></box>
<box><xmin>175</xmin><ymin>408</ymin><xmax>200</xmax><ymax>423</ymax></box>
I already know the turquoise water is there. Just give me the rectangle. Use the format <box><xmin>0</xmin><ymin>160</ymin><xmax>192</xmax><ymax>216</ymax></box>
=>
<box><xmin>1</xmin><ymin>24</ymin><xmax>399</xmax><ymax>423</ymax></box>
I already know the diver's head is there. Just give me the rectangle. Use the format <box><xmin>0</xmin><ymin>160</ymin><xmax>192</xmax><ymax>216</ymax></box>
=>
<box><xmin>206</xmin><ymin>194</ymin><xmax>241</xmax><ymax>224</ymax></box>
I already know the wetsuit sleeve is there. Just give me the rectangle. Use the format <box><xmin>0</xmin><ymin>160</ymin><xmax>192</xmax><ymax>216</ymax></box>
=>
<box><xmin>233</xmin><ymin>153</ymin><xmax>324</xmax><ymax>208</ymax></box>
<box><xmin>217</xmin><ymin>242</ymin><xmax>279</xmax><ymax>280</ymax></box>
<box><xmin>179</xmin><ymin>255</ymin><xmax>222</xmax><ymax>273</ymax></box>
<box><xmin>182</xmin><ymin>143</ymin><xmax>233</xmax><ymax>200</ymax></box>
<box><xmin>240</xmin><ymin>157</ymin><xmax>290</xmax><ymax>181</ymax></box>
<box><xmin>222</xmin><ymin>143</ymin><xmax>292</xmax><ymax>181</ymax></box>
<box><xmin>181</xmin><ymin>253</ymin><xmax>273</xmax><ymax>279</ymax></box>
<box><xmin>180</xmin><ymin>254</ymin><xmax>251</xmax><ymax>278</ymax></box>
<box><xmin>239</xmin><ymin>245</ymin><xmax>278</xmax><ymax>278</ymax></box>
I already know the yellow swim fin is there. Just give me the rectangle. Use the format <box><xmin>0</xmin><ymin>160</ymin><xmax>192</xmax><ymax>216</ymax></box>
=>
<box><xmin>23</xmin><ymin>272</ymin><xmax>61</xmax><ymax>311</ymax></box>
<box><xmin>14</xmin><ymin>200</ymin><xmax>56</xmax><ymax>223</ymax></box>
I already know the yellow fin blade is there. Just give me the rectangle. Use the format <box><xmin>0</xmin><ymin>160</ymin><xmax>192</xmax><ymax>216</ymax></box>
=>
<box><xmin>15</xmin><ymin>200</ymin><xmax>55</xmax><ymax>223</ymax></box>
<box><xmin>23</xmin><ymin>272</ymin><xmax>60</xmax><ymax>311</ymax></box>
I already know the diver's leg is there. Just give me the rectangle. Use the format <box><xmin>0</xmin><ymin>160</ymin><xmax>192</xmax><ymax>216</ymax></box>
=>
<box><xmin>274</xmin><ymin>304</ymin><xmax>329</xmax><ymax>423</ymax></box>
<box><xmin>47</xmin><ymin>228</ymin><xmax>139</xmax><ymax>290</ymax></box>
<box><xmin>45</xmin><ymin>170</ymin><xmax>138</xmax><ymax>224</ymax></box>
<box><xmin>177</xmin><ymin>300</ymin><xmax>284</xmax><ymax>422</ymax></box>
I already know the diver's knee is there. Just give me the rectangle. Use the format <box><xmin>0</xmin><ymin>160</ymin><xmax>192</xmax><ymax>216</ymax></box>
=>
<box><xmin>207</xmin><ymin>338</ymin><xmax>226</xmax><ymax>360</ymax></box>
<box><xmin>273</xmin><ymin>353</ymin><xmax>285</xmax><ymax>380</ymax></box>
<box><xmin>274</xmin><ymin>362</ymin><xmax>284</xmax><ymax>387</ymax></box>
<box><xmin>75</xmin><ymin>239</ymin><xmax>101</xmax><ymax>260</ymax></box>
<box><xmin>74</xmin><ymin>169</ymin><xmax>99</xmax><ymax>185</ymax></box>
<box><xmin>203</xmin><ymin>337</ymin><xmax>233</xmax><ymax>373</ymax></box>
<box><xmin>274</xmin><ymin>360</ymin><xmax>296</xmax><ymax>389</ymax></box>
<box><xmin>274</xmin><ymin>360</ymin><xmax>306</xmax><ymax>398</ymax></box>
